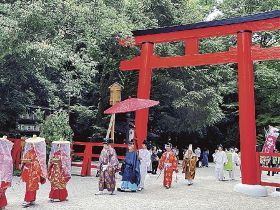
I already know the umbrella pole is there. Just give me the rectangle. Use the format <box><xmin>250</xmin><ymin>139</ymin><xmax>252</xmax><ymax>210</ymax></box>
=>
<box><xmin>106</xmin><ymin>115</ymin><xmax>114</xmax><ymax>139</ymax></box>
<box><xmin>111</xmin><ymin>114</ymin><xmax>115</xmax><ymax>143</ymax></box>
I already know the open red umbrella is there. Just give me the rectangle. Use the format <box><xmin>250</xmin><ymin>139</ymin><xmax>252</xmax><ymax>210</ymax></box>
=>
<box><xmin>104</xmin><ymin>96</ymin><xmax>159</xmax><ymax>114</ymax></box>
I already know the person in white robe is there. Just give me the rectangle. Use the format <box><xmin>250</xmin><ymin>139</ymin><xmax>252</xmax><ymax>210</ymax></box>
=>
<box><xmin>138</xmin><ymin>140</ymin><xmax>151</xmax><ymax>191</ymax></box>
<box><xmin>147</xmin><ymin>147</ymin><xmax>153</xmax><ymax>173</ymax></box>
<box><xmin>194</xmin><ymin>147</ymin><xmax>201</xmax><ymax>167</ymax></box>
<box><xmin>214</xmin><ymin>145</ymin><xmax>228</xmax><ymax>181</ymax></box>
<box><xmin>230</xmin><ymin>148</ymin><xmax>240</xmax><ymax>180</ymax></box>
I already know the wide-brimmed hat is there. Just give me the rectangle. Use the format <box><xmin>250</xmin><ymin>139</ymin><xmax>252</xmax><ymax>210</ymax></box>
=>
<box><xmin>52</xmin><ymin>141</ymin><xmax>70</xmax><ymax>145</ymax></box>
<box><xmin>25</xmin><ymin>135</ymin><xmax>45</xmax><ymax>143</ymax></box>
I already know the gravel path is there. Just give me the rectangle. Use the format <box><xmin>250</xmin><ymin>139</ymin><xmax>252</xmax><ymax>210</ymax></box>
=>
<box><xmin>5</xmin><ymin>163</ymin><xmax>279</xmax><ymax>210</ymax></box>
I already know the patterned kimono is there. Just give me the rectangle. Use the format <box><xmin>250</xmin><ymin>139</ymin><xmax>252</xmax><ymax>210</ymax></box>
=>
<box><xmin>98</xmin><ymin>147</ymin><xmax>119</xmax><ymax>192</ymax></box>
<box><xmin>120</xmin><ymin>151</ymin><xmax>140</xmax><ymax>191</ymax></box>
<box><xmin>182</xmin><ymin>156</ymin><xmax>197</xmax><ymax>181</ymax></box>
<box><xmin>21</xmin><ymin>149</ymin><xmax>46</xmax><ymax>202</ymax></box>
<box><xmin>158</xmin><ymin>151</ymin><xmax>178</xmax><ymax>188</ymax></box>
<box><xmin>48</xmin><ymin>150</ymin><xmax>70</xmax><ymax>201</ymax></box>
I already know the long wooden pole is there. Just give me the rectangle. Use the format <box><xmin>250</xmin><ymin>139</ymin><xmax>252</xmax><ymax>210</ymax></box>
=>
<box><xmin>111</xmin><ymin>114</ymin><xmax>115</xmax><ymax>143</ymax></box>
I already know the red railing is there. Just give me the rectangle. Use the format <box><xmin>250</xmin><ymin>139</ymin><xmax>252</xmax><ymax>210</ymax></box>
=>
<box><xmin>71</xmin><ymin>141</ymin><xmax>128</xmax><ymax>176</ymax></box>
<box><xmin>256</xmin><ymin>152</ymin><xmax>280</xmax><ymax>188</ymax></box>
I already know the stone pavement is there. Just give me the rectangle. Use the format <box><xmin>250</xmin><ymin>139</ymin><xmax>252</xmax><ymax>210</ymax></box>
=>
<box><xmin>5</xmin><ymin>163</ymin><xmax>279</xmax><ymax>210</ymax></box>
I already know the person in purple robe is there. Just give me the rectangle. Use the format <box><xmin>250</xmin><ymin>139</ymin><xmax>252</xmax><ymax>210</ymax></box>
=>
<box><xmin>95</xmin><ymin>138</ymin><xmax>119</xmax><ymax>195</ymax></box>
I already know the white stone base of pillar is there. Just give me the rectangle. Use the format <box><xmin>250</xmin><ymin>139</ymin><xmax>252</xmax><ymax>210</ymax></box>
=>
<box><xmin>234</xmin><ymin>183</ymin><xmax>268</xmax><ymax>197</ymax></box>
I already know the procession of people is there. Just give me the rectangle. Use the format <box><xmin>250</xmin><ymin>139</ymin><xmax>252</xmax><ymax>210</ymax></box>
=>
<box><xmin>0</xmin><ymin>133</ymin><xmax>245</xmax><ymax>209</ymax></box>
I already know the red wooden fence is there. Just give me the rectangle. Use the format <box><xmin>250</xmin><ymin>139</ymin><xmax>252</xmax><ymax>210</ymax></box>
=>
<box><xmin>256</xmin><ymin>152</ymin><xmax>280</xmax><ymax>188</ymax></box>
<box><xmin>71</xmin><ymin>142</ymin><xmax>128</xmax><ymax>176</ymax></box>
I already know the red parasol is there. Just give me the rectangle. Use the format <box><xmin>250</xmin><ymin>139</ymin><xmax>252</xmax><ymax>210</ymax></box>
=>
<box><xmin>104</xmin><ymin>96</ymin><xmax>159</xmax><ymax>114</ymax></box>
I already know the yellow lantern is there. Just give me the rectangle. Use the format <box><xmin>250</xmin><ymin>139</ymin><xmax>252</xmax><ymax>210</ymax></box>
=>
<box><xmin>109</xmin><ymin>82</ymin><xmax>123</xmax><ymax>105</ymax></box>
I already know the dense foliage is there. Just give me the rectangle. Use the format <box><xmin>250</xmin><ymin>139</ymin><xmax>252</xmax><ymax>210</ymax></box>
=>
<box><xmin>0</xmin><ymin>0</ymin><xmax>279</xmax><ymax>150</ymax></box>
<box><xmin>40</xmin><ymin>110</ymin><xmax>74</xmax><ymax>143</ymax></box>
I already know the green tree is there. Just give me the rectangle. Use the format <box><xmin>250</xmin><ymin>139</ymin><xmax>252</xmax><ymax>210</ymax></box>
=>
<box><xmin>40</xmin><ymin>110</ymin><xmax>73</xmax><ymax>143</ymax></box>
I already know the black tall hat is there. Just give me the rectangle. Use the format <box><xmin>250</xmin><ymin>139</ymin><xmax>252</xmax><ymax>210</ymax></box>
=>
<box><xmin>128</xmin><ymin>141</ymin><xmax>134</xmax><ymax>146</ymax></box>
<box><xmin>143</xmin><ymin>139</ymin><xmax>148</xmax><ymax>145</ymax></box>
<box><xmin>165</xmin><ymin>143</ymin><xmax>172</xmax><ymax>148</ymax></box>
<box><xmin>103</xmin><ymin>138</ymin><xmax>113</xmax><ymax>144</ymax></box>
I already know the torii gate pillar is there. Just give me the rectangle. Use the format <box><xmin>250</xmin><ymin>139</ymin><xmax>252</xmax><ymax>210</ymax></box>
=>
<box><xmin>135</xmin><ymin>42</ymin><xmax>154</xmax><ymax>146</ymax></box>
<box><xmin>237</xmin><ymin>30</ymin><xmax>258</xmax><ymax>185</ymax></box>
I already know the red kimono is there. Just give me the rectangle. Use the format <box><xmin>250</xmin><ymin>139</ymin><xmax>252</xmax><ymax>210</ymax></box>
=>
<box><xmin>158</xmin><ymin>151</ymin><xmax>178</xmax><ymax>188</ymax></box>
<box><xmin>48</xmin><ymin>151</ymin><xmax>70</xmax><ymax>201</ymax></box>
<box><xmin>21</xmin><ymin>149</ymin><xmax>46</xmax><ymax>202</ymax></box>
<box><xmin>0</xmin><ymin>181</ymin><xmax>11</xmax><ymax>208</ymax></box>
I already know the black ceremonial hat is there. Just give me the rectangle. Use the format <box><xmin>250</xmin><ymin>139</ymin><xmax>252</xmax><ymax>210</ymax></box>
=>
<box><xmin>103</xmin><ymin>138</ymin><xmax>112</xmax><ymax>144</ymax></box>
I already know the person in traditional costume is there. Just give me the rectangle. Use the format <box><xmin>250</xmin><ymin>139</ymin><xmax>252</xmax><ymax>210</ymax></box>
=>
<box><xmin>194</xmin><ymin>147</ymin><xmax>202</xmax><ymax>168</ymax></box>
<box><xmin>158</xmin><ymin>143</ymin><xmax>179</xmax><ymax>189</ymax></box>
<box><xmin>182</xmin><ymin>145</ymin><xmax>197</xmax><ymax>186</ymax></box>
<box><xmin>48</xmin><ymin>140</ymin><xmax>71</xmax><ymax>202</ymax></box>
<box><xmin>224</xmin><ymin>148</ymin><xmax>233</xmax><ymax>180</ymax></box>
<box><xmin>118</xmin><ymin>141</ymin><xmax>140</xmax><ymax>192</ymax></box>
<box><xmin>214</xmin><ymin>145</ymin><xmax>228</xmax><ymax>181</ymax></box>
<box><xmin>151</xmin><ymin>146</ymin><xmax>159</xmax><ymax>174</ymax></box>
<box><xmin>147</xmin><ymin>146</ymin><xmax>153</xmax><ymax>173</ymax></box>
<box><xmin>267</xmin><ymin>149</ymin><xmax>277</xmax><ymax>176</ymax></box>
<box><xmin>95</xmin><ymin>138</ymin><xmax>119</xmax><ymax>195</ymax></box>
<box><xmin>0</xmin><ymin>136</ymin><xmax>13</xmax><ymax>210</ymax></box>
<box><xmin>230</xmin><ymin>147</ymin><xmax>240</xmax><ymax>180</ymax></box>
<box><xmin>138</xmin><ymin>140</ymin><xmax>151</xmax><ymax>191</ymax></box>
<box><xmin>202</xmin><ymin>148</ymin><xmax>209</xmax><ymax>167</ymax></box>
<box><xmin>21</xmin><ymin>135</ymin><xmax>47</xmax><ymax>207</ymax></box>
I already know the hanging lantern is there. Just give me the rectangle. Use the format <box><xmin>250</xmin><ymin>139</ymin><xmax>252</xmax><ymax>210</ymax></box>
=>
<box><xmin>109</xmin><ymin>82</ymin><xmax>123</xmax><ymax>105</ymax></box>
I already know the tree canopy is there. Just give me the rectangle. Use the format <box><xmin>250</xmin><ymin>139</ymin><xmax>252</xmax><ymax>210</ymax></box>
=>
<box><xmin>0</xmin><ymin>0</ymin><xmax>279</xmax><ymax>150</ymax></box>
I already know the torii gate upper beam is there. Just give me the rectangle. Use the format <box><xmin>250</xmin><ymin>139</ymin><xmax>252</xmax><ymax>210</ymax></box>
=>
<box><xmin>120</xmin><ymin>10</ymin><xmax>280</xmax><ymax>45</ymax></box>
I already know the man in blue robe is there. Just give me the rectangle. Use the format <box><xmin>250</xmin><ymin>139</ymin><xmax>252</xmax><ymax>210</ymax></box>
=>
<box><xmin>202</xmin><ymin>148</ymin><xmax>209</xmax><ymax>167</ymax></box>
<box><xmin>118</xmin><ymin>141</ymin><xmax>140</xmax><ymax>192</ymax></box>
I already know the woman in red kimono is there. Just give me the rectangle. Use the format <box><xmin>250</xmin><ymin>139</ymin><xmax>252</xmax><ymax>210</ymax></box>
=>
<box><xmin>158</xmin><ymin>143</ymin><xmax>179</xmax><ymax>189</ymax></box>
<box><xmin>48</xmin><ymin>140</ymin><xmax>71</xmax><ymax>202</ymax></box>
<box><xmin>0</xmin><ymin>136</ymin><xmax>13</xmax><ymax>209</ymax></box>
<box><xmin>21</xmin><ymin>136</ymin><xmax>47</xmax><ymax>207</ymax></box>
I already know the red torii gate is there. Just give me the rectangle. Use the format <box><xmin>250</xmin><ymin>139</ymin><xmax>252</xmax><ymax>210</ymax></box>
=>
<box><xmin>119</xmin><ymin>10</ymin><xmax>280</xmax><ymax>187</ymax></box>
